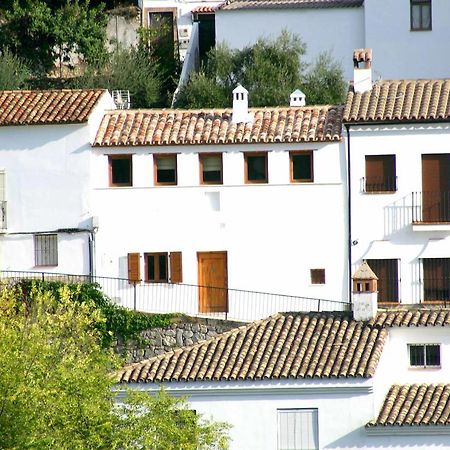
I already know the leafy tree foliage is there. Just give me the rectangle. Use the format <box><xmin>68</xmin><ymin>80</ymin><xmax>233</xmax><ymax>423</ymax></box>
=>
<box><xmin>0</xmin><ymin>49</ymin><xmax>29</xmax><ymax>89</ymax></box>
<box><xmin>175</xmin><ymin>31</ymin><xmax>346</xmax><ymax>108</ymax></box>
<box><xmin>0</xmin><ymin>0</ymin><xmax>107</xmax><ymax>77</ymax></box>
<box><xmin>0</xmin><ymin>282</ymin><xmax>230</xmax><ymax>449</ymax></box>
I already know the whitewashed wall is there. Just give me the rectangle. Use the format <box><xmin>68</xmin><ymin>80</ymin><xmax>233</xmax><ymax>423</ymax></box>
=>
<box><xmin>92</xmin><ymin>140</ymin><xmax>348</xmax><ymax>311</ymax></box>
<box><xmin>350</xmin><ymin>124</ymin><xmax>450</xmax><ymax>304</ymax></box>
<box><xmin>364</xmin><ymin>0</ymin><xmax>450</xmax><ymax>80</ymax></box>
<box><xmin>216</xmin><ymin>7</ymin><xmax>364</xmax><ymax>80</ymax></box>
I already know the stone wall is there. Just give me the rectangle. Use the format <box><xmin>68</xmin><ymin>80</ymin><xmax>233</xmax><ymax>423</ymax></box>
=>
<box><xmin>116</xmin><ymin>316</ymin><xmax>244</xmax><ymax>364</ymax></box>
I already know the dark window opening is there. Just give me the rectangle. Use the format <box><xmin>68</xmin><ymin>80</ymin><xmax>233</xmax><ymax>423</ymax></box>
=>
<box><xmin>291</xmin><ymin>151</ymin><xmax>313</xmax><ymax>182</ymax></box>
<box><xmin>200</xmin><ymin>154</ymin><xmax>223</xmax><ymax>184</ymax></box>
<box><xmin>109</xmin><ymin>155</ymin><xmax>132</xmax><ymax>186</ymax></box>
<box><xmin>245</xmin><ymin>153</ymin><xmax>268</xmax><ymax>183</ymax></box>
<box><xmin>145</xmin><ymin>253</ymin><xmax>168</xmax><ymax>282</ymax></box>
<box><xmin>411</xmin><ymin>0</ymin><xmax>432</xmax><ymax>31</ymax></box>
<box><xmin>154</xmin><ymin>155</ymin><xmax>177</xmax><ymax>185</ymax></box>
<box><xmin>365</xmin><ymin>155</ymin><xmax>396</xmax><ymax>192</ymax></box>
<box><xmin>366</xmin><ymin>259</ymin><xmax>399</xmax><ymax>302</ymax></box>
<box><xmin>409</xmin><ymin>344</ymin><xmax>440</xmax><ymax>367</ymax></box>
<box><xmin>311</xmin><ymin>269</ymin><xmax>325</xmax><ymax>285</ymax></box>
<box><xmin>423</xmin><ymin>258</ymin><xmax>450</xmax><ymax>301</ymax></box>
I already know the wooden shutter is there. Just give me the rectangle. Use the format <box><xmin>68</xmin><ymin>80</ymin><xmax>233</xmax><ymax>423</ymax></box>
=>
<box><xmin>365</xmin><ymin>155</ymin><xmax>396</xmax><ymax>192</ymax></box>
<box><xmin>127</xmin><ymin>253</ymin><xmax>140</xmax><ymax>283</ymax></box>
<box><xmin>170</xmin><ymin>252</ymin><xmax>182</xmax><ymax>283</ymax></box>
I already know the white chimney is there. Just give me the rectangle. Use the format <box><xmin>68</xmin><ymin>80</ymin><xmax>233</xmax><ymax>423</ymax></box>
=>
<box><xmin>353</xmin><ymin>48</ymin><xmax>373</xmax><ymax>94</ymax></box>
<box><xmin>232</xmin><ymin>84</ymin><xmax>253</xmax><ymax>123</ymax></box>
<box><xmin>290</xmin><ymin>89</ymin><xmax>306</xmax><ymax>107</ymax></box>
<box><xmin>352</xmin><ymin>261</ymin><xmax>378</xmax><ymax>321</ymax></box>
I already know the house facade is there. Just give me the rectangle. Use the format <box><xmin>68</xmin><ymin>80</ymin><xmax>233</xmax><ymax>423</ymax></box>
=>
<box><xmin>216</xmin><ymin>0</ymin><xmax>450</xmax><ymax>81</ymax></box>
<box><xmin>118</xmin><ymin>305</ymin><xmax>450</xmax><ymax>449</ymax></box>
<box><xmin>0</xmin><ymin>89</ymin><xmax>115</xmax><ymax>276</ymax></box>
<box><xmin>345</xmin><ymin>53</ymin><xmax>450</xmax><ymax>305</ymax></box>
<box><xmin>91</xmin><ymin>88</ymin><xmax>349</xmax><ymax>318</ymax></box>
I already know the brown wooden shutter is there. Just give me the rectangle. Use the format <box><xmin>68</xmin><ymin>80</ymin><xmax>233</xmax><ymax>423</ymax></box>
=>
<box><xmin>127</xmin><ymin>253</ymin><xmax>140</xmax><ymax>283</ymax></box>
<box><xmin>170</xmin><ymin>252</ymin><xmax>182</xmax><ymax>283</ymax></box>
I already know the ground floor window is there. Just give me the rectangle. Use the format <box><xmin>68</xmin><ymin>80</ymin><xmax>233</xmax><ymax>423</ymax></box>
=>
<box><xmin>365</xmin><ymin>259</ymin><xmax>399</xmax><ymax>303</ymax></box>
<box><xmin>34</xmin><ymin>234</ymin><xmax>58</xmax><ymax>266</ymax></box>
<box><xmin>278</xmin><ymin>408</ymin><xmax>318</xmax><ymax>450</ymax></box>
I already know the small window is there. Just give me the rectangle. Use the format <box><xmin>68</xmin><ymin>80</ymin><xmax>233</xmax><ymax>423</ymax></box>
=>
<box><xmin>278</xmin><ymin>408</ymin><xmax>319</xmax><ymax>450</ymax></box>
<box><xmin>310</xmin><ymin>269</ymin><xmax>325</xmax><ymax>285</ymax></box>
<box><xmin>109</xmin><ymin>155</ymin><xmax>132</xmax><ymax>187</ymax></box>
<box><xmin>154</xmin><ymin>154</ymin><xmax>177</xmax><ymax>185</ymax></box>
<box><xmin>365</xmin><ymin>155</ymin><xmax>396</xmax><ymax>193</ymax></box>
<box><xmin>245</xmin><ymin>152</ymin><xmax>268</xmax><ymax>183</ymax></box>
<box><xmin>199</xmin><ymin>154</ymin><xmax>223</xmax><ymax>184</ymax></box>
<box><xmin>409</xmin><ymin>344</ymin><xmax>440</xmax><ymax>368</ymax></box>
<box><xmin>290</xmin><ymin>151</ymin><xmax>313</xmax><ymax>182</ymax></box>
<box><xmin>35</xmin><ymin>234</ymin><xmax>58</xmax><ymax>266</ymax></box>
<box><xmin>411</xmin><ymin>0</ymin><xmax>432</xmax><ymax>31</ymax></box>
<box><xmin>144</xmin><ymin>251</ymin><xmax>182</xmax><ymax>283</ymax></box>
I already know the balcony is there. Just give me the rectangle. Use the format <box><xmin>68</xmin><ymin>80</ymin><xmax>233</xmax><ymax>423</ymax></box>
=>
<box><xmin>412</xmin><ymin>192</ymin><xmax>450</xmax><ymax>231</ymax></box>
<box><xmin>361</xmin><ymin>176</ymin><xmax>397</xmax><ymax>193</ymax></box>
<box><xmin>0</xmin><ymin>201</ymin><xmax>6</xmax><ymax>229</ymax></box>
<box><xmin>0</xmin><ymin>270</ymin><xmax>350</xmax><ymax>322</ymax></box>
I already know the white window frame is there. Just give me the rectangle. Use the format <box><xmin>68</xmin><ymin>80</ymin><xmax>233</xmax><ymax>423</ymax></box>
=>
<box><xmin>34</xmin><ymin>234</ymin><xmax>58</xmax><ymax>267</ymax></box>
<box><xmin>408</xmin><ymin>343</ymin><xmax>441</xmax><ymax>368</ymax></box>
<box><xmin>278</xmin><ymin>408</ymin><xmax>319</xmax><ymax>450</ymax></box>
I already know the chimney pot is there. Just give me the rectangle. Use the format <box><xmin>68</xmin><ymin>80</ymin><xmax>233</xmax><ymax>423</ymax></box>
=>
<box><xmin>290</xmin><ymin>89</ymin><xmax>306</xmax><ymax>107</ymax></box>
<box><xmin>353</xmin><ymin>48</ymin><xmax>373</xmax><ymax>94</ymax></box>
<box><xmin>352</xmin><ymin>261</ymin><xmax>378</xmax><ymax>321</ymax></box>
<box><xmin>232</xmin><ymin>84</ymin><xmax>253</xmax><ymax>124</ymax></box>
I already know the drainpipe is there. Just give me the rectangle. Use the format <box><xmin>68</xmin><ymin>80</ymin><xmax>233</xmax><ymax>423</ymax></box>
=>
<box><xmin>345</xmin><ymin>124</ymin><xmax>352</xmax><ymax>307</ymax></box>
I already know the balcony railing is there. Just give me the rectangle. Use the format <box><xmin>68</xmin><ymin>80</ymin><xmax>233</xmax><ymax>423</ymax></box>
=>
<box><xmin>361</xmin><ymin>177</ymin><xmax>397</xmax><ymax>193</ymax></box>
<box><xmin>412</xmin><ymin>191</ymin><xmax>450</xmax><ymax>223</ymax></box>
<box><xmin>0</xmin><ymin>201</ymin><xmax>6</xmax><ymax>229</ymax></box>
<box><xmin>0</xmin><ymin>270</ymin><xmax>350</xmax><ymax>322</ymax></box>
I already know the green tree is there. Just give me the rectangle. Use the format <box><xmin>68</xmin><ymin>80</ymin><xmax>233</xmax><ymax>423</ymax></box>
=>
<box><xmin>175</xmin><ymin>31</ymin><xmax>346</xmax><ymax>108</ymax></box>
<box><xmin>0</xmin><ymin>0</ymin><xmax>107</xmax><ymax>77</ymax></box>
<box><xmin>0</xmin><ymin>282</ymin><xmax>229</xmax><ymax>449</ymax></box>
<box><xmin>302</xmin><ymin>52</ymin><xmax>348</xmax><ymax>105</ymax></box>
<box><xmin>0</xmin><ymin>49</ymin><xmax>29</xmax><ymax>89</ymax></box>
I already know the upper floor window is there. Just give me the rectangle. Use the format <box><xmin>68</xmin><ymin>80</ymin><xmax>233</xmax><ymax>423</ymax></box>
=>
<box><xmin>109</xmin><ymin>155</ymin><xmax>132</xmax><ymax>187</ymax></box>
<box><xmin>364</xmin><ymin>155</ymin><xmax>397</xmax><ymax>193</ymax></box>
<box><xmin>199</xmin><ymin>154</ymin><xmax>223</xmax><ymax>185</ymax></box>
<box><xmin>366</xmin><ymin>259</ymin><xmax>399</xmax><ymax>303</ymax></box>
<box><xmin>411</xmin><ymin>0</ymin><xmax>432</xmax><ymax>31</ymax></box>
<box><xmin>409</xmin><ymin>344</ymin><xmax>440</xmax><ymax>368</ymax></box>
<box><xmin>290</xmin><ymin>151</ymin><xmax>313</xmax><ymax>182</ymax></box>
<box><xmin>245</xmin><ymin>152</ymin><xmax>268</xmax><ymax>184</ymax></box>
<box><xmin>35</xmin><ymin>234</ymin><xmax>58</xmax><ymax>267</ymax></box>
<box><xmin>310</xmin><ymin>269</ymin><xmax>325</xmax><ymax>285</ymax></box>
<box><xmin>278</xmin><ymin>408</ymin><xmax>319</xmax><ymax>450</ymax></box>
<box><xmin>154</xmin><ymin>154</ymin><xmax>177</xmax><ymax>185</ymax></box>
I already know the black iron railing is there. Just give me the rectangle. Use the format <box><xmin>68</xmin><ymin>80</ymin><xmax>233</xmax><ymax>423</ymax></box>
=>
<box><xmin>361</xmin><ymin>176</ymin><xmax>397</xmax><ymax>193</ymax></box>
<box><xmin>0</xmin><ymin>270</ymin><xmax>351</xmax><ymax>322</ymax></box>
<box><xmin>412</xmin><ymin>191</ymin><xmax>450</xmax><ymax>223</ymax></box>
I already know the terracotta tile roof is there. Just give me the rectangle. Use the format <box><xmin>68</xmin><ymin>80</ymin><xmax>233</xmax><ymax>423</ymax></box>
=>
<box><xmin>219</xmin><ymin>0</ymin><xmax>363</xmax><ymax>11</ymax></box>
<box><xmin>93</xmin><ymin>106</ymin><xmax>343</xmax><ymax>147</ymax></box>
<box><xmin>192</xmin><ymin>5</ymin><xmax>217</xmax><ymax>13</ymax></box>
<box><xmin>0</xmin><ymin>89</ymin><xmax>106</xmax><ymax>126</ymax></box>
<box><xmin>343</xmin><ymin>79</ymin><xmax>450</xmax><ymax>124</ymax></box>
<box><xmin>118</xmin><ymin>312</ymin><xmax>387</xmax><ymax>383</ymax></box>
<box><xmin>353</xmin><ymin>48</ymin><xmax>372</xmax><ymax>64</ymax></box>
<box><xmin>368</xmin><ymin>384</ymin><xmax>450</xmax><ymax>427</ymax></box>
<box><xmin>118</xmin><ymin>308</ymin><xmax>450</xmax><ymax>384</ymax></box>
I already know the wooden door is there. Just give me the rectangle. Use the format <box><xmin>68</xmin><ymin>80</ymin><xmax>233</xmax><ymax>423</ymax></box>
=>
<box><xmin>197</xmin><ymin>251</ymin><xmax>228</xmax><ymax>313</ymax></box>
<box><xmin>422</xmin><ymin>154</ymin><xmax>450</xmax><ymax>222</ymax></box>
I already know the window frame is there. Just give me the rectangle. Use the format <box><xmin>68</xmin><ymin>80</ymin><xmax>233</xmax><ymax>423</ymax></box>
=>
<box><xmin>244</xmin><ymin>152</ymin><xmax>268</xmax><ymax>184</ymax></box>
<box><xmin>199</xmin><ymin>153</ymin><xmax>223</xmax><ymax>185</ymax></box>
<box><xmin>290</xmin><ymin>151</ymin><xmax>314</xmax><ymax>183</ymax></box>
<box><xmin>364</xmin><ymin>154</ymin><xmax>397</xmax><ymax>193</ymax></box>
<box><xmin>310</xmin><ymin>269</ymin><xmax>326</xmax><ymax>285</ymax></box>
<box><xmin>277</xmin><ymin>408</ymin><xmax>319</xmax><ymax>450</ymax></box>
<box><xmin>154</xmin><ymin>154</ymin><xmax>178</xmax><ymax>186</ymax></box>
<box><xmin>408</xmin><ymin>343</ymin><xmax>441</xmax><ymax>368</ymax></box>
<box><xmin>34</xmin><ymin>233</ymin><xmax>58</xmax><ymax>267</ymax></box>
<box><xmin>410</xmin><ymin>0</ymin><xmax>432</xmax><ymax>31</ymax></box>
<box><xmin>365</xmin><ymin>258</ymin><xmax>400</xmax><ymax>303</ymax></box>
<box><xmin>109</xmin><ymin>154</ymin><xmax>132</xmax><ymax>187</ymax></box>
<box><xmin>144</xmin><ymin>252</ymin><xmax>169</xmax><ymax>282</ymax></box>
<box><xmin>422</xmin><ymin>257</ymin><xmax>450</xmax><ymax>302</ymax></box>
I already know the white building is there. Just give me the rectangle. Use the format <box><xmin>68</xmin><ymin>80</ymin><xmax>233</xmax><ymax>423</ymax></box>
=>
<box><xmin>345</xmin><ymin>50</ymin><xmax>450</xmax><ymax>305</ymax></box>
<box><xmin>92</xmin><ymin>87</ymin><xmax>349</xmax><ymax>319</ymax></box>
<box><xmin>216</xmin><ymin>0</ymin><xmax>450</xmax><ymax>81</ymax></box>
<box><xmin>118</xmin><ymin>300</ymin><xmax>450</xmax><ymax>448</ymax></box>
<box><xmin>0</xmin><ymin>89</ymin><xmax>115</xmax><ymax>276</ymax></box>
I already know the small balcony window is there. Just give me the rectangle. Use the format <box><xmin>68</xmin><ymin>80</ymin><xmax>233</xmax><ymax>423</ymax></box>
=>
<box><xmin>364</xmin><ymin>155</ymin><xmax>397</xmax><ymax>193</ymax></box>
